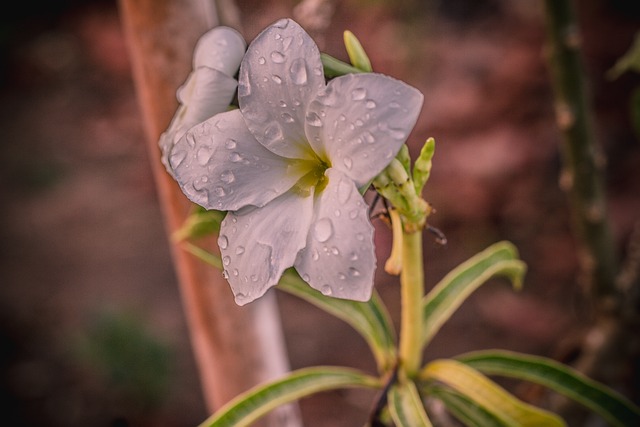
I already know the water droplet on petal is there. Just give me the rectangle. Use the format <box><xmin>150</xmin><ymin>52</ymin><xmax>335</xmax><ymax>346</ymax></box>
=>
<box><xmin>343</xmin><ymin>157</ymin><xmax>353</xmax><ymax>170</ymax></box>
<box><xmin>270</xmin><ymin>51</ymin><xmax>285</xmax><ymax>63</ymax></box>
<box><xmin>264</xmin><ymin>122</ymin><xmax>284</xmax><ymax>143</ymax></box>
<box><xmin>222</xmin><ymin>270</ymin><xmax>229</xmax><ymax>279</ymax></box>
<box><xmin>338</xmin><ymin>273</ymin><xmax>346</xmax><ymax>280</ymax></box>
<box><xmin>170</xmin><ymin>150</ymin><xmax>187</xmax><ymax>168</ymax></box>
<box><xmin>232</xmin><ymin>269</ymin><xmax>239</xmax><ymax>276</ymax></box>
<box><xmin>225</xmin><ymin>139</ymin><xmax>237</xmax><ymax>149</ymax></box>
<box><xmin>215</xmin><ymin>186</ymin><xmax>226</xmax><ymax>197</ymax></box>
<box><xmin>279</xmin><ymin>100</ymin><xmax>288</xmax><ymax>108</ymax></box>
<box><xmin>258</xmin><ymin>56</ymin><xmax>266</xmax><ymax>65</ymax></box>
<box><xmin>365</xmin><ymin>100</ymin><xmax>377</xmax><ymax>109</ymax></box>
<box><xmin>337</xmin><ymin>179</ymin><xmax>352</xmax><ymax>204</ymax></box>
<box><xmin>218</xmin><ymin>235</ymin><xmax>229</xmax><ymax>249</ymax></box>
<box><xmin>350</xmin><ymin>252</ymin><xmax>359</xmax><ymax>261</ymax></box>
<box><xmin>334</xmin><ymin>209</ymin><xmax>341</xmax><ymax>217</ymax></box>
<box><xmin>220</xmin><ymin>170</ymin><xmax>235</xmax><ymax>183</ymax></box>
<box><xmin>282</xmin><ymin>36</ymin><xmax>293</xmax><ymax>51</ymax></box>
<box><xmin>302</xmin><ymin>273</ymin><xmax>310</xmax><ymax>282</ymax></box>
<box><xmin>229</xmin><ymin>152</ymin><xmax>243</xmax><ymax>162</ymax></box>
<box><xmin>235</xmin><ymin>246</ymin><xmax>245</xmax><ymax>255</ymax></box>
<box><xmin>306</xmin><ymin>112</ymin><xmax>323</xmax><ymax>127</ymax></box>
<box><xmin>290</xmin><ymin>58</ymin><xmax>308</xmax><ymax>85</ymax></box>
<box><xmin>352</xmin><ymin>88</ymin><xmax>366</xmax><ymax>100</ymax></box>
<box><xmin>281</xmin><ymin>112</ymin><xmax>295</xmax><ymax>123</ymax></box>
<box><xmin>271</xmin><ymin>74</ymin><xmax>283</xmax><ymax>84</ymax></box>
<box><xmin>222</xmin><ymin>256</ymin><xmax>231</xmax><ymax>266</ymax></box>
<box><xmin>235</xmin><ymin>292</ymin><xmax>249</xmax><ymax>304</ymax></box>
<box><xmin>251</xmin><ymin>274</ymin><xmax>259</xmax><ymax>282</ymax></box>
<box><xmin>321</xmin><ymin>285</ymin><xmax>333</xmax><ymax>296</ymax></box>
<box><xmin>331</xmin><ymin>247</ymin><xmax>340</xmax><ymax>255</ymax></box>
<box><xmin>196</xmin><ymin>146</ymin><xmax>215</xmax><ymax>165</ymax></box>
<box><xmin>313</xmin><ymin>218</ymin><xmax>334</xmax><ymax>242</ymax></box>
<box><xmin>349</xmin><ymin>267</ymin><xmax>361</xmax><ymax>277</ymax></box>
<box><xmin>349</xmin><ymin>209</ymin><xmax>359</xmax><ymax>219</ymax></box>
<box><xmin>312</xmin><ymin>249</ymin><xmax>320</xmax><ymax>261</ymax></box>
<box><xmin>363</xmin><ymin>132</ymin><xmax>375</xmax><ymax>144</ymax></box>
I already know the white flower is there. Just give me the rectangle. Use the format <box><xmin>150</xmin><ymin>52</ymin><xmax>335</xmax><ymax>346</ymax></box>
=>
<box><xmin>169</xmin><ymin>19</ymin><xmax>423</xmax><ymax>305</ymax></box>
<box><xmin>160</xmin><ymin>26</ymin><xmax>246</xmax><ymax>176</ymax></box>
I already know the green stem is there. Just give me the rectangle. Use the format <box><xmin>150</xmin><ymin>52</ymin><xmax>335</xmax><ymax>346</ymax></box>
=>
<box><xmin>399</xmin><ymin>229</ymin><xmax>424</xmax><ymax>377</ymax></box>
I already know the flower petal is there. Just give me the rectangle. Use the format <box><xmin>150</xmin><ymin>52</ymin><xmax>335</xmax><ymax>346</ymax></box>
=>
<box><xmin>193</xmin><ymin>26</ymin><xmax>246</xmax><ymax>76</ymax></box>
<box><xmin>294</xmin><ymin>168</ymin><xmax>376</xmax><ymax>301</ymax></box>
<box><xmin>170</xmin><ymin>109</ymin><xmax>301</xmax><ymax>211</ymax></box>
<box><xmin>219</xmin><ymin>191</ymin><xmax>314</xmax><ymax>305</ymax></box>
<box><xmin>305</xmin><ymin>73</ymin><xmax>424</xmax><ymax>187</ymax></box>
<box><xmin>238</xmin><ymin>18</ymin><xmax>325</xmax><ymax>160</ymax></box>
<box><xmin>160</xmin><ymin>68</ymin><xmax>238</xmax><ymax>177</ymax></box>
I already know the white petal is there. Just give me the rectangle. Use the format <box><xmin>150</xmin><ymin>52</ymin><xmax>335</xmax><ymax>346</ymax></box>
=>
<box><xmin>193</xmin><ymin>26</ymin><xmax>246</xmax><ymax>76</ymax></box>
<box><xmin>160</xmin><ymin>68</ymin><xmax>238</xmax><ymax>176</ymax></box>
<box><xmin>220</xmin><ymin>191</ymin><xmax>314</xmax><ymax>305</ymax></box>
<box><xmin>170</xmin><ymin>109</ymin><xmax>301</xmax><ymax>211</ymax></box>
<box><xmin>294</xmin><ymin>168</ymin><xmax>376</xmax><ymax>301</ymax></box>
<box><xmin>305</xmin><ymin>73</ymin><xmax>424</xmax><ymax>187</ymax></box>
<box><xmin>238</xmin><ymin>18</ymin><xmax>325</xmax><ymax>160</ymax></box>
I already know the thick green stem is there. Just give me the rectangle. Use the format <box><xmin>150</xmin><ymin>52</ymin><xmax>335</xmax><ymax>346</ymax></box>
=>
<box><xmin>543</xmin><ymin>0</ymin><xmax>619</xmax><ymax>312</ymax></box>
<box><xmin>399</xmin><ymin>229</ymin><xmax>424</xmax><ymax>377</ymax></box>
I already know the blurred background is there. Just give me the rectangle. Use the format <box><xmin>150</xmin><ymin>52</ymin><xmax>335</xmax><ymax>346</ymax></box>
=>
<box><xmin>1</xmin><ymin>0</ymin><xmax>639</xmax><ymax>426</ymax></box>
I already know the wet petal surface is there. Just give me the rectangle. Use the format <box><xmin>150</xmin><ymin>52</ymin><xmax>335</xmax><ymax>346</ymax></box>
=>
<box><xmin>294</xmin><ymin>168</ymin><xmax>376</xmax><ymax>301</ymax></box>
<box><xmin>238</xmin><ymin>18</ymin><xmax>325</xmax><ymax>160</ymax></box>
<box><xmin>170</xmin><ymin>110</ymin><xmax>301</xmax><ymax>211</ymax></box>
<box><xmin>193</xmin><ymin>26</ymin><xmax>246</xmax><ymax>75</ymax></box>
<box><xmin>220</xmin><ymin>191</ymin><xmax>314</xmax><ymax>305</ymax></box>
<box><xmin>305</xmin><ymin>73</ymin><xmax>424</xmax><ymax>187</ymax></box>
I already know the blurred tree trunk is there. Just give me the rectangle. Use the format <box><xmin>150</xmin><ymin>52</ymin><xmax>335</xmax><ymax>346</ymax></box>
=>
<box><xmin>543</xmin><ymin>0</ymin><xmax>639</xmax><ymax>421</ymax></box>
<box><xmin>117</xmin><ymin>1</ymin><xmax>301</xmax><ymax>425</ymax></box>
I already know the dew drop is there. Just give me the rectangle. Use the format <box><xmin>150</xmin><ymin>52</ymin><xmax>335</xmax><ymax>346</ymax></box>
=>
<box><xmin>306</xmin><ymin>112</ymin><xmax>323</xmax><ymax>127</ymax></box>
<box><xmin>258</xmin><ymin>56</ymin><xmax>266</xmax><ymax>65</ymax></box>
<box><xmin>349</xmin><ymin>209</ymin><xmax>359</xmax><ymax>220</ymax></box>
<box><xmin>312</xmin><ymin>249</ymin><xmax>320</xmax><ymax>261</ymax></box>
<box><xmin>215</xmin><ymin>186</ymin><xmax>226</xmax><ymax>197</ymax></box>
<box><xmin>264</xmin><ymin>122</ymin><xmax>284</xmax><ymax>143</ymax></box>
<box><xmin>281</xmin><ymin>112</ymin><xmax>295</xmax><ymax>123</ymax></box>
<box><xmin>229</xmin><ymin>152</ymin><xmax>243</xmax><ymax>162</ymax></box>
<box><xmin>350</xmin><ymin>252</ymin><xmax>359</xmax><ymax>261</ymax></box>
<box><xmin>235</xmin><ymin>292</ymin><xmax>249</xmax><ymax>304</ymax></box>
<box><xmin>331</xmin><ymin>247</ymin><xmax>340</xmax><ymax>255</ymax></box>
<box><xmin>365</xmin><ymin>100</ymin><xmax>377</xmax><ymax>109</ymax></box>
<box><xmin>342</xmin><ymin>157</ymin><xmax>353</xmax><ymax>170</ymax></box>
<box><xmin>225</xmin><ymin>139</ymin><xmax>237</xmax><ymax>149</ymax></box>
<box><xmin>279</xmin><ymin>100</ymin><xmax>288</xmax><ymax>108</ymax></box>
<box><xmin>235</xmin><ymin>246</ymin><xmax>245</xmax><ymax>255</ymax></box>
<box><xmin>363</xmin><ymin>132</ymin><xmax>375</xmax><ymax>144</ymax></box>
<box><xmin>196</xmin><ymin>146</ymin><xmax>215</xmax><ymax>165</ymax></box>
<box><xmin>302</xmin><ymin>273</ymin><xmax>310</xmax><ymax>282</ymax></box>
<box><xmin>170</xmin><ymin>150</ymin><xmax>187</xmax><ymax>168</ymax></box>
<box><xmin>222</xmin><ymin>256</ymin><xmax>231</xmax><ymax>266</ymax></box>
<box><xmin>313</xmin><ymin>218</ymin><xmax>334</xmax><ymax>242</ymax></box>
<box><xmin>321</xmin><ymin>285</ymin><xmax>333</xmax><ymax>296</ymax></box>
<box><xmin>351</xmin><ymin>88</ymin><xmax>367</xmax><ymax>100</ymax></box>
<box><xmin>270</xmin><ymin>51</ymin><xmax>286</xmax><ymax>63</ymax></box>
<box><xmin>222</xmin><ymin>270</ymin><xmax>229</xmax><ymax>279</ymax></box>
<box><xmin>220</xmin><ymin>170</ymin><xmax>235</xmax><ymax>183</ymax></box>
<box><xmin>290</xmin><ymin>58</ymin><xmax>308</xmax><ymax>85</ymax></box>
<box><xmin>233</xmin><ymin>269</ymin><xmax>239</xmax><ymax>276</ymax></box>
<box><xmin>271</xmin><ymin>74</ymin><xmax>283</xmax><ymax>84</ymax></box>
<box><xmin>251</xmin><ymin>274</ymin><xmax>259</xmax><ymax>282</ymax></box>
<box><xmin>349</xmin><ymin>267</ymin><xmax>361</xmax><ymax>277</ymax></box>
<box><xmin>218</xmin><ymin>235</ymin><xmax>229</xmax><ymax>249</ymax></box>
<box><xmin>334</xmin><ymin>209</ymin><xmax>341</xmax><ymax>217</ymax></box>
<box><xmin>337</xmin><ymin>180</ymin><xmax>352</xmax><ymax>204</ymax></box>
<box><xmin>338</xmin><ymin>273</ymin><xmax>346</xmax><ymax>280</ymax></box>
<box><xmin>282</xmin><ymin>36</ymin><xmax>293</xmax><ymax>51</ymax></box>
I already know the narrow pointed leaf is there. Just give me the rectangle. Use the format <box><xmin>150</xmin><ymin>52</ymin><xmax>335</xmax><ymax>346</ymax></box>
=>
<box><xmin>279</xmin><ymin>269</ymin><xmax>397</xmax><ymax>373</ymax></box>
<box><xmin>426</xmin><ymin>383</ymin><xmax>510</xmax><ymax>427</ymax></box>
<box><xmin>321</xmin><ymin>53</ymin><xmax>363</xmax><ymax>78</ymax></box>
<box><xmin>388</xmin><ymin>381</ymin><xmax>433</xmax><ymax>427</ymax></box>
<box><xmin>420</xmin><ymin>359</ymin><xmax>566</xmax><ymax>427</ymax></box>
<box><xmin>413</xmin><ymin>137</ymin><xmax>436</xmax><ymax>195</ymax></box>
<box><xmin>457</xmin><ymin>350</ymin><xmax>640</xmax><ymax>427</ymax></box>
<box><xmin>181</xmin><ymin>246</ymin><xmax>397</xmax><ymax>372</ymax></box>
<box><xmin>199</xmin><ymin>367</ymin><xmax>381</xmax><ymax>427</ymax></box>
<box><xmin>421</xmin><ymin>241</ymin><xmax>526</xmax><ymax>347</ymax></box>
<box><xmin>344</xmin><ymin>30</ymin><xmax>373</xmax><ymax>72</ymax></box>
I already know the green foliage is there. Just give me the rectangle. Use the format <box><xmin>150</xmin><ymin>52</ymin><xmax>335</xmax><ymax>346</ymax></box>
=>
<box><xmin>198</xmin><ymin>367</ymin><xmax>381</xmax><ymax>427</ymax></box>
<box><xmin>607</xmin><ymin>31</ymin><xmax>640</xmax><ymax>80</ymax></box>
<box><xmin>388</xmin><ymin>381</ymin><xmax>433</xmax><ymax>426</ymax></box>
<box><xmin>80</xmin><ymin>310</ymin><xmax>171</xmax><ymax>409</ymax></box>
